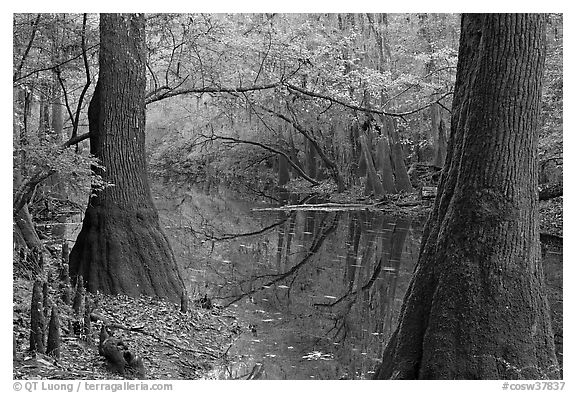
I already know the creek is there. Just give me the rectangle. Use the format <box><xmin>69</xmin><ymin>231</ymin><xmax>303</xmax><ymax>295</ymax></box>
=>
<box><xmin>154</xmin><ymin>182</ymin><xmax>425</xmax><ymax>379</ymax></box>
<box><xmin>44</xmin><ymin>180</ymin><xmax>562</xmax><ymax>379</ymax></box>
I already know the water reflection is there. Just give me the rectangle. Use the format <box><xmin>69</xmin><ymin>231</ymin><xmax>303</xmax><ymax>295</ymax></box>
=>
<box><xmin>155</xmin><ymin>184</ymin><xmax>421</xmax><ymax>379</ymax></box>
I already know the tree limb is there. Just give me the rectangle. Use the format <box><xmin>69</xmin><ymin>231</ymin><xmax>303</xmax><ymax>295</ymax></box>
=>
<box><xmin>70</xmin><ymin>13</ymin><xmax>92</xmax><ymax>139</ymax></box>
<box><xmin>218</xmin><ymin>213</ymin><xmax>340</xmax><ymax>307</ymax></box>
<box><xmin>62</xmin><ymin>132</ymin><xmax>91</xmax><ymax>148</ymax></box>
<box><xmin>13</xmin><ymin>14</ymin><xmax>41</xmax><ymax>81</ymax></box>
<box><xmin>285</xmin><ymin>83</ymin><xmax>453</xmax><ymax>119</ymax></box>
<box><xmin>249</xmin><ymin>100</ymin><xmax>345</xmax><ymax>190</ymax></box>
<box><xmin>13</xmin><ymin>169</ymin><xmax>56</xmax><ymax>214</ymax></box>
<box><xmin>14</xmin><ymin>44</ymin><xmax>100</xmax><ymax>84</ymax></box>
<box><xmin>201</xmin><ymin>133</ymin><xmax>319</xmax><ymax>186</ymax></box>
<box><xmin>145</xmin><ymin>82</ymin><xmax>283</xmax><ymax>105</ymax></box>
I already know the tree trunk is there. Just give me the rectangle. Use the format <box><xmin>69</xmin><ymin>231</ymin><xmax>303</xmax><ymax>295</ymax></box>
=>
<box><xmin>350</xmin><ymin>123</ymin><xmax>363</xmax><ymax>179</ymax></box>
<box><xmin>384</xmin><ymin>116</ymin><xmax>413</xmax><ymax>193</ymax></box>
<box><xmin>70</xmin><ymin>14</ymin><xmax>186</xmax><ymax>303</ymax></box>
<box><xmin>305</xmin><ymin>138</ymin><xmax>317</xmax><ymax>179</ymax></box>
<box><xmin>38</xmin><ymin>83</ymin><xmax>51</xmax><ymax>138</ymax></box>
<box><xmin>277</xmin><ymin>155</ymin><xmax>290</xmax><ymax>186</ymax></box>
<box><xmin>375</xmin><ymin>14</ymin><xmax>558</xmax><ymax>379</ymax></box>
<box><xmin>376</xmin><ymin>135</ymin><xmax>397</xmax><ymax>194</ymax></box>
<box><xmin>29</xmin><ymin>280</ymin><xmax>45</xmax><ymax>353</ymax></box>
<box><xmin>360</xmin><ymin>132</ymin><xmax>384</xmax><ymax>197</ymax></box>
<box><xmin>428</xmin><ymin>102</ymin><xmax>441</xmax><ymax>162</ymax></box>
<box><xmin>46</xmin><ymin>306</ymin><xmax>61</xmax><ymax>359</ymax></box>
<box><xmin>14</xmin><ymin>204</ymin><xmax>43</xmax><ymax>251</ymax></box>
<box><xmin>433</xmin><ymin>118</ymin><xmax>447</xmax><ymax>167</ymax></box>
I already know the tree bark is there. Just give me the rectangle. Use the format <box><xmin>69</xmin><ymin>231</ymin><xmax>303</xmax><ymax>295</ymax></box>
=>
<box><xmin>14</xmin><ymin>204</ymin><xmax>43</xmax><ymax>251</ymax></box>
<box><xmin>70</xmin><ymin>14</ymin><xmax>186</xmax><ymax>303</ymax></box>
<box><xmin>384</xmin><ymin>116</ymin><xmax>413</xmax><ymax>193</ymax></box>
<box><xmin>433</xmin><ymin>118</ymin><xmax>447</xmax><ymax>167</ymax></box>
<box><xmin>360</xmin><ymin>131</ymin><xmax>384</xmax><ymax>197</ymax></box>
<box><xmin>29</xmin><ymin>280</ymin><xmax>45</xmax><ymax>353</ymax></box>
<box><xmin>277</xmin><ymin>155</ymin><xmax>290</xmax><ymax>186</ymax></box>
<box><xmin>376</xmin><ymin>135</ymin><xmax>397</xmax><ymax>194</ymax></box>
<box><xmin>375</xmin><ymin>14</ymin><xmax>558</xmax><ymax>379</ymax></box>
<box><xmin>46</xmin><ymin>306</ymin><xmax>61</xmax><ymax>359</ymax></box>
<box><xmin>305</xmin><ymin>138</ymin><xmax>317</xmax><ymax>179</ymax></box>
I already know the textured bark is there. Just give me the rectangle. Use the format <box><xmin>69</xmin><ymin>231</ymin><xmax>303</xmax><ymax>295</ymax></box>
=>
<box><xmin>278</xmin><ymin>155</ymin><xmax>290</xmax><ymax>186</ymax></box>
<box><xmin>46</xmin><ymin>306</ymin><xmax>61</xmax><ymax>359</ymax></box>
<box><xmin>72</xmin><ymin>275</ymin><xmax>85</xmax><ymax>315</ymax></box>
<box><xmin>375</xmin><ymin>14</ymin><xmax>558</xmax><ymax>380</ymax></box>
<box><xmin>305</xmin><ymin>138</ymin><xmax>317</xmax><ymax>179</ymax></box>
<box><xmin>429</xmin><ymin>103</ymin><xmax>441</xmax><ymax>157</ymax></box>
<box><xmin>360</xmin><ymin>132</ymin><xmax>384</xmax><ymax>197</ymax></box>
<box><xmin>376</xmin><ymin>135</ymin><xmax>397</xmax><ymax>194</ymax></box>
<box><xmin>384</xmin><ymin>117</ymin><xmax>413</xmax><ymax>192</ymax></box>
<box><xmin>29</xmin><ymin>280</ymin><xmax>45</xmax><ymax>353</ymax></box>
<box><xmin>13</xmin><ymin>84</ymin><xmax>45</xmax><ymax>252</ymax></box>
<box><xmin>433</xmin><ymin>118</ymin><xmax>447</xmax><ymax>167</ymax></box>
<box><xmin>38</xmin><ymin>83</ymin><xmax>51</xmax><ymax>138</ymax></box>
<box><xmin>70</xmin><ymin>14</ymin><xmax>186</xmax><ymax>303</ymax></box>
<box><xmin>14</xmin><ymin>204</ymin><xmax>43</xmax><ymax>251</ymax></box>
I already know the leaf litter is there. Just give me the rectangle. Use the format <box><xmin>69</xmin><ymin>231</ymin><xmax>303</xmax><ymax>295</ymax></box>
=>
<box><xmin>14</xmin><ymin>278</ymin><xmax>243</xmax><ymax>380</ymax></box>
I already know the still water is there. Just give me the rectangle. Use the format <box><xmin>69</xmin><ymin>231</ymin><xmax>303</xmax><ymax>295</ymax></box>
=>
<box><xmin>154</xmin><ymin>182</ymin><xmax>424</xmax><ymax>379</ymax></box>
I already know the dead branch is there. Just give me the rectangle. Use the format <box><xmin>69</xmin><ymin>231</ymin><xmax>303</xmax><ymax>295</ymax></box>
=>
<box><xmin>201</xmin><ymin>132</ymin><xmax>319</xmax><ymax>186</ymax></box>
<box><xmin>90</xmin><ymin>312</ymin><xmax>219</xmax><ymax>359</ymax></box>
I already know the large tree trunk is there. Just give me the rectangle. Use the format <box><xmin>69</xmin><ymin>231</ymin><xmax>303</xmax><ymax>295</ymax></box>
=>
<box><xmin>375</xmin><ymin>135</ymin><xmax>397</xmax><ymax>194</ymax></box>
<box><xmin>360</xmin><ymin>131</ymin><xmax>384</xmax><ymax>197</ymax></box>
<box><xmin>375</xmin><ymin>14</ymin><xmax>558</xmax><ymax>379</ymax></box>
<box><xmin>70</xmin><ymin>14</ymin><xmax>186</xmax><ymax>303</ymax></box>
<box><xmin>384</xmin><ymin>116</ymin><xmax>413</xmax><ymax>193</ymax></box>
<box><xmin>277</xmin><ymin>155</ymin><xmax>290</xmax><ymax>186</ymax></box>
<box><xmin>305</xmin><ymin>138</ymin><xmax>317</xmax><ymax>179</ymax></box>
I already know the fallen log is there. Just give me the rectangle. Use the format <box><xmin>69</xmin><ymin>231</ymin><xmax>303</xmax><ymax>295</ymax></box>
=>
<box><xmin>540</xmin><ymin>232</ymin><xmax>563</xmax><ymax>247</ymax></box>
<box><xmin>539</xmin><ymin>183</ymin><xmax>562</xmax><ymax>201</ymax></box>
<box><xmin>253</xmin><ymin>203</ymin><xmax>370</xmax><ymax>212</ymax></box>
<box><xmin>91</xmin><ymin>311</ymin><xmax>218</xmax><ymax>359</ymax></box>
<box><xmin>99</xmin><ymin>325</ymin><xmax>145</xmax><ymax>378</ymax></box>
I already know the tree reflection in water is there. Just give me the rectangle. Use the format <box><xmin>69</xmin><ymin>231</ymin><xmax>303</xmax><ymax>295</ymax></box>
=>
<box><xmin>156</xmin><ymin>184</ymin><xmax>421</xmax><ymax>379</ymax></box>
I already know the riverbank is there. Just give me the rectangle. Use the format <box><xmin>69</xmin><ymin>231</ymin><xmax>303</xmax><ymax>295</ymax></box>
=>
<box><xmin>13</xmin><ymin>253</ymin><xmax>241</xmax><ymax>380</ymax></box>
<box><xmin>284</xmin><ymin>178</ymin><xmax>563</xmax><ymax>238</ymax></box>
<box><xmin>13</xmin><ymin>180</ymin><xmax>563</xmax><ymax>379</ymax></box>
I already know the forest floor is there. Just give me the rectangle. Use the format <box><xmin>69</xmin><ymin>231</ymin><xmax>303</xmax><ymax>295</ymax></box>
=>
<box><xmin>13</xmin><ymin>182</ymin><xmax>563</xmax><ymax>380</ymax></box>
<box><xmin>13</xmin><ymin>253</ymin><xmax>244</xmax><ymax>380</ymax></box>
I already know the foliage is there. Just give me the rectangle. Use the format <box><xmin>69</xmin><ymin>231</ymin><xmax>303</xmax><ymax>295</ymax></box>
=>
<box><xmin>14</xmin><ymin>136</ymin><xmax>107</xmax><ymax>198</ymax></box>
<box><xmin>540</xmin><ymin>14</ymin><xmax>563</xmax><ymax>159</ymax></box>
<box><xmin>13</xmin><ymin>13</ymin><xmax>103</xmax><ymax>217</ymax></box>
<box><xmin>145</xmin><ymin>13</ymin><xmax>462</xmax><ymax>192</ymax></box>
